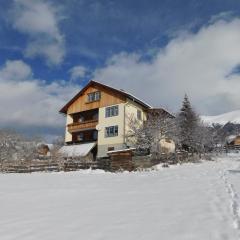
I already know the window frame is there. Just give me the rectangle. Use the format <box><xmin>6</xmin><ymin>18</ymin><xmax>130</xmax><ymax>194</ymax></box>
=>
<box><xmin>87</xmin><ymin>91</ymin><xmax>101</xmax><ymax>102</ymax></box>
<box><xmin>137</xmin><ymin>109</ymin><xmax>142</xmax><ymax>120</ymax></box>
<box><xmin>105</xmin><ymin>105</ymin><xmax>119</xmax><ymax>118</ymax></box>
<box><xmin>108</xmin><ymin>147</ymin><xmax>115</xmax><ymax>151</ymax></box>
<box><xmin>105</xmin><ymin>125</ymin><xmax>118</xmax><ymax>138</ymax></box>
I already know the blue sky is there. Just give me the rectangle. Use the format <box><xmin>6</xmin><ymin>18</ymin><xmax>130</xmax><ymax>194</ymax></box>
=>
<box><xmin>1</xmin><ymin>0</ymin><xmax>240</xmax><ymax>140</ymax></box>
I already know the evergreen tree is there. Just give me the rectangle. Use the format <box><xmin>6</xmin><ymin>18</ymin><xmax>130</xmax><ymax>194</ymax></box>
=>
<box><xmin>177</xmin><ymin>94</ymin><xmax>200</xmax><ymax>152</ymax></box>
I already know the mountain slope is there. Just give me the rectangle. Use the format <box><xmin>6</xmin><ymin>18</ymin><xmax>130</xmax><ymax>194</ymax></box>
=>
<box><xmin>202</xmin><ymin>110</ymin><xmax>240</xmax><ymax>125</ymax></box>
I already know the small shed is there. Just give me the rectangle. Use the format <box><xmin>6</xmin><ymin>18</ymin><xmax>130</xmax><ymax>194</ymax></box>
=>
<box><xmin>107</xmin><ymin>148</ymin><xmax>136</xmax><ymax>171</ymax></box>
<box><xmin>107</xmin><ymin>148</ymin><xmax>136</xmax><ymax>158</ymax></box>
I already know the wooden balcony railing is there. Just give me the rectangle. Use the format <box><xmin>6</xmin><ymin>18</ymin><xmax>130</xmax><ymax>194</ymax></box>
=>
<box><xmin>67</xmin><ymin>120</ymin><xmax>98</xmax><ymax>133</ymax></box>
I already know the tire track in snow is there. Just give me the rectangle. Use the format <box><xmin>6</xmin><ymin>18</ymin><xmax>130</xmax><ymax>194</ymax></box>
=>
<box><xmin>221</xmin><ymin>170</ymin><xmax>240</xmax><ymax>230</ymax></box>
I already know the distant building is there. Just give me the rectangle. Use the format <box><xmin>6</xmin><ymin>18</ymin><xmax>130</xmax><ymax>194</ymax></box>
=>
<box><xmin>37</xmin><ymin>143</ymin><xmax>53</xmax><ymax>156</ymax></box>
<box><xmin>226</xmin><ymin>135</ymin><xmax>240</xmax><ymax>146</ymax></box>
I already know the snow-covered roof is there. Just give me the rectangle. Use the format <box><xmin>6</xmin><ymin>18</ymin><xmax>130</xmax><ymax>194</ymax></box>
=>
<box><xmin>94</xmin><ymin>80</ymin><xmax>152</xmax><ymax>108</ymax></box>
<box><xmin>107</xmin><ymin>147</ymin><xmax>136</xmax><ymax>154</ymax></box>
<box><xmin>226</xmin><ymin>135</ymin><xmax>237</xmax><ymax>144</ymax></box>
<box><xmin>59</xmin><ymin>143</ymin><xmax>96</xmax><ymax>157</ymax></box>
<box><xmin>46</xmin><ymin>144</ymin><xmax>54</xmax><ymax>150</ymax></box>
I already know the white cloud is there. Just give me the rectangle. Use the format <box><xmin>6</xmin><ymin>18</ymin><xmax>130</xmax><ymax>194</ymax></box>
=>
<box><xmin>0</xmin><ymin>60</ymin><xmax>32</xmax><ymax>81</ymax></box>
<box><xmin>94</xmin><ymin>18</ymin><xmax>240</xmax><ymax>115</ymax></box>
<box><xmin>0</xmin><ymin>60</ymin><xmax>78</xmax><ymax>130</ymax></box>
<box><xmin>11</xmin><ymin>0</ymin><xmax>65</xmax><ymax>65</ymax></box>
<box><xmin>25</xmin><ymin>39</ymin><xmax>65</xmax><ymax>66</ymax></box>
<box><xmin>69</xmin><ymin>65</ymin><xmax>88</xmax><ymax>81</ymax></box>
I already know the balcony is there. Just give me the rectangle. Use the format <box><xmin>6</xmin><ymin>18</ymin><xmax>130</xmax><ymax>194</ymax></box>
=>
<box><xmin>72</xmin><ymin>129</ymin><xmax>98</xmax><ymax>143</ymax></box>
<box><xmin>68</xmin><ymin>119</ymin><xmax>98</xmax><ymax>133</ymax></box>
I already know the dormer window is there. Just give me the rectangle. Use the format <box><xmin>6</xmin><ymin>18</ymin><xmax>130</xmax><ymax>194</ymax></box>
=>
<box><xmin>87</xmin><ymin>91</ymin><xmax>101</xmax><ymax>102</ymax></box>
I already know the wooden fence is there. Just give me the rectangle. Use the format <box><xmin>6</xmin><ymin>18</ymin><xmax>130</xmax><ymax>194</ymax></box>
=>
<box><xmin>0</xmin><ymin>151</ymin><xmax>205</xmax><ymax>173</ymax></box>
<box><xmin>224</xmin><ymin>145</ymin><xmax>240</xmax><ymax>151</ymax></box>
<box><xmin>1</xmin><ymin>160</ymin><xmax>59</xmax><ymax>173</ymax></box>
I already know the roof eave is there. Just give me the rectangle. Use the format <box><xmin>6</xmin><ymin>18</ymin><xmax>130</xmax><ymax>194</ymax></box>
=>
<box><xmin>59</xmin><ymin>80</ymin><xmax>95</xmax><ymax>114</ymax></box>
<box><xmin>59</xmin><ymin>80</ymin><xmax>152</xmax><ymax>114</ymax></box>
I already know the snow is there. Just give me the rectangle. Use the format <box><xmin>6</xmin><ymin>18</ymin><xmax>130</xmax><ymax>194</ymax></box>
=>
<box><xmin>59</xmin><ymin>142</ymin><xmax>96</xmax><ymax>157</ymax></box>
<box><xmin>107</xmin><ymin>147</ymin><xmax>136</xmax><ymax>154</ymax></box>
<box><xmin>226</xmin><ymin>135</ymin><xmax>237</xmax><ymax>144</ymax></box>
<box><xmin>37</xmin><ymin>143</ymin><xmax>54</xmax><ymax>150</ymax></box>
<box><xmin>46</xmin><ymin>144</ymin><xmax>54</xmax><ymax>150</ymax></box>
<box><xmin>1</xmin><ymin>155</ymin><xmax>240</xmax><ymax>239</ymax></box>
<box><xmin>202</xmin><ymin>109</ymin><xmax>240</xmax><ymax>125</ymax></box>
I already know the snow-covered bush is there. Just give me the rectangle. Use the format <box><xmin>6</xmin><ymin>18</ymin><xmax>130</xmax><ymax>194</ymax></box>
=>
<box><xmin>0</xmin><ymin>129</ymin><xmax>39</xmax><ymax>163</ymax></box>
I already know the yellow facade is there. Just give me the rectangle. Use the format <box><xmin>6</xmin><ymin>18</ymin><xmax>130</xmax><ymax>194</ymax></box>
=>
<box><xmin>65</xmin><ymin>114</ymin><xmax>73</xmax><ymax>142</ymax></box>
<box><xmin>64</xmin><ymin>99</ymin><xmax>147</xmax><ymax>156</ymax></box>
<box><xmin>124</xmin><ymin>99</ymin><xmax>147</xmax><ymax>146</ymax></box>
<box><xmin>97</xmin><ymin>100</ymin><xmax>146</xmax><ymax>145</ymax></box>
<box><xmin>97</xmin><ymin>103</ymin><xmax>125</xmax><ymax>146</ymax></box>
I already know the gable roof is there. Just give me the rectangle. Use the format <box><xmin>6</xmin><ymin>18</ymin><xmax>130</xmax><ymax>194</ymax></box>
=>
<box><xmin>59</xmin><ymin>80</ymin><xmax>152</xmax><ymax>114</ymax></box>
<box><xmin>147</xmin><ymin>108</ymin><xmax>175</xmax><ymax>118</ymax></box>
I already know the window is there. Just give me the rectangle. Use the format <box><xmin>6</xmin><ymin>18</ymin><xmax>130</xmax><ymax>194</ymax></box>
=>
<box><xmin>105</xmin><ymin>126</ymin><xmax>118</xmax><ymax>137</ymax></box>
<box><xmin>77</xmin><ymin>132</ymin><xmax>84</xmax><ymax>141</ymax></box>
<box><xmin>79</xmin><ymin>116</ymin><xmax>84</xmax><ymax>122</ymax></box>
<box><xmin>87</xmin><ymin>91</ymin><xmax>101</xmax><ymax>102</ymax></box>
<box><xmin>137</xmin><ymin>110</ymin><xmax>142</xmax><ymax>120</ymax></box>
<box><xmin>93</xmin><ymin>113</ymin><xmax>99</xmax><ymax>120</ymax></box>
<box><xmin>93</xmin><ymin>131</ymin><xmax>98</xmax><ymax>140</ymax></box>
<box><xmin>105</xmin><ymin>105</ymin><xmax>119</xmax><ymax>118</ymax></box>
<box><xmin>108</xmin><ymin>147</ymin><xmax>114</xmax><ymax>151</ymax></box>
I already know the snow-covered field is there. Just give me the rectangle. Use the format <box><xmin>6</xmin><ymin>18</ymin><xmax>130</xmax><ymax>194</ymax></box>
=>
<box><xmin>1</xmin><ymin>155</ymin><xmax>240</xmax><ymax>239</ymax></box>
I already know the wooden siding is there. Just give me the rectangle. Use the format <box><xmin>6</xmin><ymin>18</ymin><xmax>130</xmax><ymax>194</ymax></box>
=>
<box><xmin>67</xmin><ymin>84</ymin><xmax>126</xmax><ymax>114</ymax></box>
<box><xmin>67</xmin><ymin>120</ymin><xmax>98</xmax><ymax>133</ymax></box>
<box><xmin>234</xmin><ymin>136</ymin><xmax>240</xmax><ymax>145</ymax></box>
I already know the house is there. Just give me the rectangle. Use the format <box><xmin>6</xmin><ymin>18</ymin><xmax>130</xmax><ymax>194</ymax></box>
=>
<box><xmin>226</xmin><ymin>135</ymin><xmax>240</xmax><ymax>146</ymax></box>
<box><xmin>37</xmin><ymin>143</ymin><xmax>54</xmax><ymax>156</ymax></box>
<box><xmin>59</xmin><ymin>80</ymin><xmax>172</xmax><ymax>159</ymax></box>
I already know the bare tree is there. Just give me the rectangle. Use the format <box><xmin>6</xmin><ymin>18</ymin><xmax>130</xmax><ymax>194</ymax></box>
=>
<box><xmin>126</xmin><ymin>109</ymin><xmax>176</xmax><ymax>158</ymax></box>
<box><xmin>192</xmin><ymin>122</ymin><xmax>213</xmax><ymax>154</ymax></box>
<box><xmin>0</xmin><ymin>129</ymin><xmax>38</xmax><ymax>169</ymax></box>
<box><xmin>51</xmin><ymin>136</ymin><xmax>65</xmax><ymax>170</ymax></box>
<box><xmin>210</xmin><ymin>123</ymin><xmax>227</xmax><ymax>152</ymax></box>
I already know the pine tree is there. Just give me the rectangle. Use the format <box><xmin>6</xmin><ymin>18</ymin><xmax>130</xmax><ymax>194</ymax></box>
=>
<box><xmin>177</xmin><ymin>94</ymin><xmax>200</xmax><ymax>152</ymax></box>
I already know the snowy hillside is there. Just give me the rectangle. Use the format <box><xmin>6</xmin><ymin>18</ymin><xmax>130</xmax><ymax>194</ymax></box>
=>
<box><xmin>202</xmin><ymin>110</ymin><xmax>240</xmax><ymax>125</ymax></box>
<box><xmin>1</xmin><ymin>156</ymin><xmax>240</xmax><ymax>239</ymax></box>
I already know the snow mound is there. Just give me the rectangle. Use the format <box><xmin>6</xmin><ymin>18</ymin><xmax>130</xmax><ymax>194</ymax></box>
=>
<box><xmin>202</xmin><ymin>110</ymin><xmax>240</xmax><ymax>125</ymax></box>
